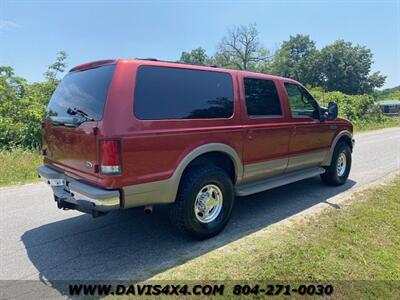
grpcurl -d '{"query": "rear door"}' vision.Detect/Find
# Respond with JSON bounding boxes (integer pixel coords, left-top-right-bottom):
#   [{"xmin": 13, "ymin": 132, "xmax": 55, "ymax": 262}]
[
  {"xmin": 283, "ymin": 82, "xmax": 334, "ymax": 172},
  {"xmin": 241, "ymin": 76, "xmax": 291, "ymax": 183},
  {"xmin": 42, "ymin": 64, "xmax": 116, "ymax": 182}
]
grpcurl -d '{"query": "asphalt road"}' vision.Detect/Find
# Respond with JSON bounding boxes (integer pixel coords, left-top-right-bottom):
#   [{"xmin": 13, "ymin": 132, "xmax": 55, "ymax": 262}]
[{"xmin": 1, "ymin": 128, "xmax": 399, "ymax": 289}]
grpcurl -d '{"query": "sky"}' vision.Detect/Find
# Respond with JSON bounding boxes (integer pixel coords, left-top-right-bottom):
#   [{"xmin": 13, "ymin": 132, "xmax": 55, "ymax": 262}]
[{"xmin": 1, "ymin": 0, "xmax": 399, "ymax": 88}]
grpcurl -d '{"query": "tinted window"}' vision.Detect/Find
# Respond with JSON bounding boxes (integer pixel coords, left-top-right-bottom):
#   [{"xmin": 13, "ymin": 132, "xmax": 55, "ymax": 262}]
[
  {"xmin": 244, "ymin": 78, "xmax": 282, "ymax": 116},
  {"xmin": 284, "ymin": 83, "xmax": 320, "ymax": 119},
  {"xmin": 47, "ymin": 64, "xmax": 115, "ymax": 120},
  {"xmin": 134, "ymin": 66, "xmax": 234, "ymax": 120}
]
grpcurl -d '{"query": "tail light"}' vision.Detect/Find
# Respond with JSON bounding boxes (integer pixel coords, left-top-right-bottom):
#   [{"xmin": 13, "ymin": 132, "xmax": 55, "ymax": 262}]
[{"xmin": 100, "ymin": 139, "xmax": 121, "ymax": 174}]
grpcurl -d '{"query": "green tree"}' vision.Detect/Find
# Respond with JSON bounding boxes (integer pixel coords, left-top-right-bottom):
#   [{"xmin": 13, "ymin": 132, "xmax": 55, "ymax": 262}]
[
  {"xmin": 271, "ymin": 34, "xmax": 320, "ymax": 86},
  {"xmin": 0, "ymin": 51, "xmax": 68, "ymax": 149},
  {"xmin": 0, "ymin": 68, "xmax": 48, "ymax": 149},
  {"xmin": 214, "ymin": 23, "xmax": 270, "ymax": 70},
  {"xmin": 0, "ymin": 66, "xmax": 27, "ymax": 102},
  {"xmin": 318, "ymin": 40, "xmax": 386, "ymax": 94},
  {"xmin": 43, "ymin": 50, "xmax": 68, "ymax": 83},
  {"xmin": 179, "ymin": 47, "xmax": 210, "ymax": 66},
  {"xmin": 374, "ymin": 86, "xmax": 400, "ymax": 100}
]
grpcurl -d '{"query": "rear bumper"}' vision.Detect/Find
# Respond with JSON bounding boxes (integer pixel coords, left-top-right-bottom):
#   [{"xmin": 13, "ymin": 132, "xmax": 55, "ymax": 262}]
[{"xmin": 37, "ymin": 165, "xmax": 120, "ymax": 214}]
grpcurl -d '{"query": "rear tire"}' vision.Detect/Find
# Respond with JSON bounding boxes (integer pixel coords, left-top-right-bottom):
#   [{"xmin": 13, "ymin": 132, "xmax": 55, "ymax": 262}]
[
  {"xmin": 321, "ymin": 142, "xmax": 352, "ymax": 186},
  {"xmin": 169, "ymin": 165, "xmax": 234, "ymax": 240}
]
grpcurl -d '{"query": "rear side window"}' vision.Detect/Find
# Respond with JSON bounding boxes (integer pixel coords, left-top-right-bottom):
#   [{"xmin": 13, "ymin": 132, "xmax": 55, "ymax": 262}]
[
  {"xmin": 244, "ymin": 78, "xmax": 282, "ymax": 116},
  {"xmin": 134, "ymin": 66, "xmax": 234, "ymax": 120},
  {"xmin": 47, "ymin": 64, "xmax": 115, "ymax": 120}
]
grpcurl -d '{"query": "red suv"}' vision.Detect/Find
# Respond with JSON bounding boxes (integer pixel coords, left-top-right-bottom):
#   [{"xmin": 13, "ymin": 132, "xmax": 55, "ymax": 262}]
[{"xmin": 38, "ymin": 59, "xmax": 354, "ymax": 239}]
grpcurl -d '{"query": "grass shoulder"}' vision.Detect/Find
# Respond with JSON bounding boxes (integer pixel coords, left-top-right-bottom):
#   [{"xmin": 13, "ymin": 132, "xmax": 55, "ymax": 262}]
[
  {"xmin": 0, "ymin": 149, "xmax": 42, "ymax": 187},
  {"xmin": 151, "ymin": 175, "xmax": 400, "ymax": 297},
  {"xmin": 353, "ymin": 116, "xmax": 400, "ymax": 132}
]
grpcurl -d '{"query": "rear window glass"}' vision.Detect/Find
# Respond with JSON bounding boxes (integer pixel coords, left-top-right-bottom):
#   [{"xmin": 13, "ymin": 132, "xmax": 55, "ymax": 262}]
[
  {"xmin": 47, "ymin": 64, "xmax": 115, "ymax": 120},
  {"xmin": 134, "ymin": 66, "xmax": 234, "ymax": 120}
]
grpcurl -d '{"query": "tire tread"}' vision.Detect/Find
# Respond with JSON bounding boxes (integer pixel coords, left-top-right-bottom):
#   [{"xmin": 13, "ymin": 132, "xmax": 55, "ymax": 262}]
[
  {"xmin": 321, "ymin": 141, "xmax": 351, "ymax": 186},
  {"xmin": 169, "ymin": 165, "xmax": 233, "ymax": 239}
]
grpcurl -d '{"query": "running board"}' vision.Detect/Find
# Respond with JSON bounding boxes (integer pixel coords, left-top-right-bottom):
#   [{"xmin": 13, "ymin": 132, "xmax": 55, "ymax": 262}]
[{"xmin": 235, "ymin": 167, "xmax": 326, "ymax": 196}]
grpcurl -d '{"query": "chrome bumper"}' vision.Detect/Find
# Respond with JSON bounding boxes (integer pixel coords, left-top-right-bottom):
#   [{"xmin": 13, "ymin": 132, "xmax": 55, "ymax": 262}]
[{"xmin": 37, "ymin": 165, "xmax": 120, "ymax": 214}]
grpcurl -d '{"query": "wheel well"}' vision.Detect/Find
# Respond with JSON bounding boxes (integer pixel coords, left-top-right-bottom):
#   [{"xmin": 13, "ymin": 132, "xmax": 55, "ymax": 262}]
[
  {"xmin": 182, "ymin": 151, "xmax": 236, "ymax": 183},
  {"xmin": 337, "ymin": 135, "xmax": 353, "ymax": 151}
]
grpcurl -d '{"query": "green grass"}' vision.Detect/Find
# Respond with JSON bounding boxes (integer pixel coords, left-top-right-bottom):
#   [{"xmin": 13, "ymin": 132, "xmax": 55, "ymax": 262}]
[
  {"xmin": 151, "ymin": 176, "xmax": 400, "ymax": 298},
  {"xmin": 353, "ymin": 116, "xmax": 400, "ymax": 132},
  {"xmin": 0, "ymin": 149, "xmax": 42, "ymax": 187}
]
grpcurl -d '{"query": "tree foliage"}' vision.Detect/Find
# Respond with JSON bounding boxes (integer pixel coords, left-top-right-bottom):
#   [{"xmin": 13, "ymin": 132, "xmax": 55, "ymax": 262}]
[
  {"xmin": 0, "ymin": 51, "xmax": 67, "ymax": 149},
  {"xmin": 374, "ymin": 86, "xmax": 400, "ymax": 100},
  {"xmin": 318, "ymin": 40, "xmax": 386, "ymax": 94},
  {"xmin": 271, "ymin": 34, "xmax": 319, "ymax": 86},
  {"xmin": 179, "ymin": 47, "xmax": 210, "ymax": 66},
  {"xmin": 179, "ymin": 26, "xmax": 386, "ymax": 94},
  {"xmin": 0, "ymin": 67, "xmax": 27, "ymax": 101},
  {"xmin": 214, "ymin": 24, "xmax": 270, "ymax": 71},
  {"xmin": 43, "ymin": 50, "xmax": 68, "ymax": 82}
]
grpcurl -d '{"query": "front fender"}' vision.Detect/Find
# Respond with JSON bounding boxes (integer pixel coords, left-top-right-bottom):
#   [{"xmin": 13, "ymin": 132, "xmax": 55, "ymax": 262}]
[{"xmin": 321, "ymin": 130, "xmax": 353, "ymax": 166}]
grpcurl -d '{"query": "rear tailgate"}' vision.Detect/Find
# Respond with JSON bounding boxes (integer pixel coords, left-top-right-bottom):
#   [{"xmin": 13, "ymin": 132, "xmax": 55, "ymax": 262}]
[
  {"xmin": 42, "ymin": 63, "xmax": 116, "ymax": 183},
  {"xmin": 43, "ymin": 121, "xmax": 99, "ymax": 181}
]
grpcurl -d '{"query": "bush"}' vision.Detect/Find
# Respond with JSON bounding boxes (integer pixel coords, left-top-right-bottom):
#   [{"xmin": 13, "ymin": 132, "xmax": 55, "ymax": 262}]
[
  {"xmin": 0, "ymin": 52, "xmax": 66, "ymax": 150},
  {"xmin": 0, "ymin": 67, "xmax": 56, "ymax": 149},
  {"xmin": 309, "ymin": 87, "xmax": 385, "ymax": 125}
]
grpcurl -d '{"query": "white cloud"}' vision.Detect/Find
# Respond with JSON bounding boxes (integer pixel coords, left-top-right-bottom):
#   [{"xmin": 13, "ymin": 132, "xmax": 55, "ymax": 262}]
[{"xmin": 0, "ymin": 19, "xmax": 19, "ymax": 31}]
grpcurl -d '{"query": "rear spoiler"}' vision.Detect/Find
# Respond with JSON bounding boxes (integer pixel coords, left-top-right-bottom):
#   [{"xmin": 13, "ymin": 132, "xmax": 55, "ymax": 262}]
[{"xmin": 69, "ymin": 60, "xmax": 116, "ymax": 72}]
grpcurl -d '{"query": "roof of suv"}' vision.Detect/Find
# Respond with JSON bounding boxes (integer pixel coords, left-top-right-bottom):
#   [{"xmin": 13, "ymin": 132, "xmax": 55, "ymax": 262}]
[{"xmin": 69, "ymin": 58, "xmax": 292, "ymax": 82}]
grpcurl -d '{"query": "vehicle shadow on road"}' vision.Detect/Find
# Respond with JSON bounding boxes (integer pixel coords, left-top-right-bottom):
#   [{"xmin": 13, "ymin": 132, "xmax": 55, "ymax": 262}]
[{"xmin": 21, "ymin": 176, "xmax": 355, "ymax": 296}]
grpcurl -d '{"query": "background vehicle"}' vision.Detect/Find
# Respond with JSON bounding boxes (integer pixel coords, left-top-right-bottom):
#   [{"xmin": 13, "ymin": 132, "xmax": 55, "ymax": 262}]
[{"xmin": 38, "ymin": 59, "xmax": 354, "ymax": 239}]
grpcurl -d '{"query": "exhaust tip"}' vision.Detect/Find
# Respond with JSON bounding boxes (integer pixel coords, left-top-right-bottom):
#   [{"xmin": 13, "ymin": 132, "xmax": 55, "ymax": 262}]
[{"xmin": 144, "ymin": 205, "xmax": 153, "ymax": 215}]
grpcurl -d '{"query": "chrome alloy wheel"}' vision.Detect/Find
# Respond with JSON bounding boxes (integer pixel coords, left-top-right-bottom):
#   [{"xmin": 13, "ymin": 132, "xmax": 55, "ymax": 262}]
[
  {"xmin": 336, "ymin": 152, "xmax": 347, "ymax": 176},
  {"xmin": 194, "ymin": 184, "xmax": 223, "ymax": 223}
]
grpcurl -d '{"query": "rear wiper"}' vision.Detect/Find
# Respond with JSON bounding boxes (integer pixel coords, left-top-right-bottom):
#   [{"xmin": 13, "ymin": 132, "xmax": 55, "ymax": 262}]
[
  {"xmin": 66, "ymin": 107, "xmax": 95, "ymax": 121},
  {"xmin": 49, "ymin": 116, "xmax": 81, "ymax": 127}
]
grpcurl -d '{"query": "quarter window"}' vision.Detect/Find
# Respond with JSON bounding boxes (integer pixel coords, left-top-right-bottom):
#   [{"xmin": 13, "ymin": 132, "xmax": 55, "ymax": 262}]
[
  {"xmin": 284, "ymin": 83, "xmax": 320, "ymax": 119},
  {"xmin": 134, "ymin": 66, "xmax": 234, "ymax": 120},
  {"xmin": 244, "ymin": 78, "xmax": 282, "ymax": 116}
]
